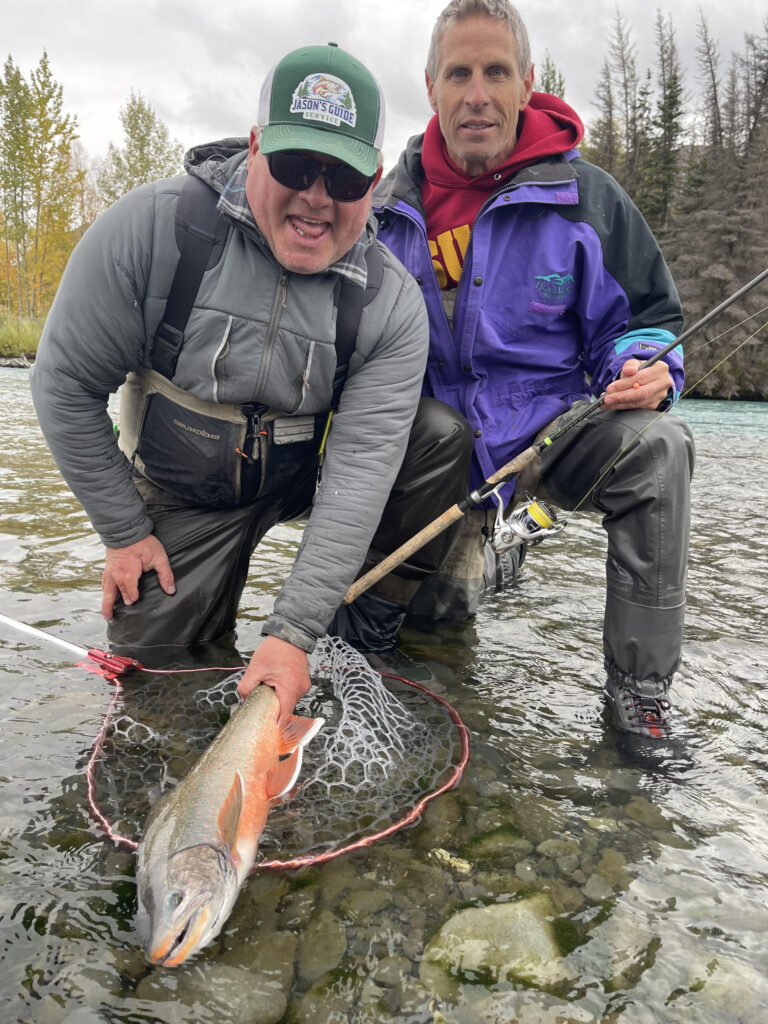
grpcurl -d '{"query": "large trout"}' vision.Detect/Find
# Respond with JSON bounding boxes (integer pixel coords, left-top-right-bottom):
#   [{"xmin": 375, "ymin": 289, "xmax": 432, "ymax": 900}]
[{"xmin": 136, "ymin": 684, "xmax": 323, "ymax": 967}]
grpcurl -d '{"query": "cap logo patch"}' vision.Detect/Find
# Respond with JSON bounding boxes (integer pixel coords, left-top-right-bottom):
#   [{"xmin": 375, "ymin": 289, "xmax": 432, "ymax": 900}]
[{"xmin": 290, "ymin": 73, "xmax": 357, "ymax": 128}]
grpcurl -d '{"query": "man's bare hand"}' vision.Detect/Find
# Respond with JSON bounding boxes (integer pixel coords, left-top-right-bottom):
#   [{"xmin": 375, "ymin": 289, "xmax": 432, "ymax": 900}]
[
  {"xmin": 603, "ymin": 357, "xmax": 673, "ymax": 411},
  {"xmin": 101, "ymin": 535, "xmax": 175, "ymax": 620},
  {"xmin": 237, "ymin": 635, "xmax": 311, "ymax": 721}
]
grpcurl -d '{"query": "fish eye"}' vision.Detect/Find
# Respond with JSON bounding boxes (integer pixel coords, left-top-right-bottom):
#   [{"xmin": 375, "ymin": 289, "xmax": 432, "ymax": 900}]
[{"xmin": 166, "ymin": 891, "xmax": 184, "ymax": 911}]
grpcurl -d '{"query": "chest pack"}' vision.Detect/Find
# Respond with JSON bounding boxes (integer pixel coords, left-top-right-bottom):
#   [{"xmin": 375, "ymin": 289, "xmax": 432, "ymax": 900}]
[{"xmin": 123, "ymin": 175, "xmax": 384, "ymax": 508}]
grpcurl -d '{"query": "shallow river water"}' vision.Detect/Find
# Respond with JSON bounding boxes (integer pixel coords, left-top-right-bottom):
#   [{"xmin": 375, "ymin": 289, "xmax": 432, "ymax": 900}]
[{"xmin": 2, "ymin": 366, "xmax": 768, "ymax": 1024}]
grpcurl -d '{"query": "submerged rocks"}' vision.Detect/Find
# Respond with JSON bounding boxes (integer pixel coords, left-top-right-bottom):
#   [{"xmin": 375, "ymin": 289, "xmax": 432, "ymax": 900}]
[
  {"xmin": 296, "ymin": 908, "xmax": 347, "ymax": 984},
  {"xmin": 419, "ymin": 893, "xmax": 572, "ymax": 998},
  {"xmin": 135, "ymin": 962, "xmax": 288, "ymax": 1024}
]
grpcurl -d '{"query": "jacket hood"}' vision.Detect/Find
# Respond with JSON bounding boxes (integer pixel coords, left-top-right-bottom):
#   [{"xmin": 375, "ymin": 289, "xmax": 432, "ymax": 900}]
[
  {"xmin": 183, "ymin": 137, "xmax": 379, "ymax": 264},
  {"xmin": 184, "ymin": 138, "xmax": 250, "ymax": 195},
  {"xmin": 374, "ymin": 134, "xmax": 426, "ymax": 213}
]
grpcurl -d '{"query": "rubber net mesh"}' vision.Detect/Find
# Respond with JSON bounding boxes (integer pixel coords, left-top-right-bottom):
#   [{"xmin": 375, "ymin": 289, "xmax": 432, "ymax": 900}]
[{"xmin": 91, "ymin": 637, "xmax": 461, "ymax": 861}]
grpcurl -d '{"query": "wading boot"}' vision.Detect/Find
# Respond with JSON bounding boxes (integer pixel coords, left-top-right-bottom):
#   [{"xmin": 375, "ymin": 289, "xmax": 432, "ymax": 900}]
[{"xmin": 604, "ymin": 674, "xmax": 672, "ymax": 739}]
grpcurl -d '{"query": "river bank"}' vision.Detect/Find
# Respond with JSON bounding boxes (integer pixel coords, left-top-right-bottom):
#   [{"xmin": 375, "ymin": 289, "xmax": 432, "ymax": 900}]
[
  {"xmin": 0, "ymin": 314, "xmax": 42, "ymax": 361},
  {"xmin": 0, "ymin": 354, "xmax": 34, "ymax": 368}
]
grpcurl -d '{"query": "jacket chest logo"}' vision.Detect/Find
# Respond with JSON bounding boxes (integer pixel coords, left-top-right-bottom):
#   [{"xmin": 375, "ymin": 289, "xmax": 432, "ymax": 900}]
[{"xmin": 534, "ymin": 273, "xmax": 575, "ymax": 306}]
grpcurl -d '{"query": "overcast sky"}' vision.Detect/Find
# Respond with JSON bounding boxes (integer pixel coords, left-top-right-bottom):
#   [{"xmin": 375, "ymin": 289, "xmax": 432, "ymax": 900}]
[{"xmin": 3, "ymin": 0, "xmax": 766, "ymax": 170}]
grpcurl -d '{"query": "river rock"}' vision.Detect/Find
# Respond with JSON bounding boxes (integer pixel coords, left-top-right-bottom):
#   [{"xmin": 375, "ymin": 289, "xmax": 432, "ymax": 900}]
[
  {"xmin": 419, "ymin": 894, "xmax": 570, "ymax": 994},
  {"xmin": 220, "ymin": 928, "xmax": 297, "ymax": 988},
  {"xmin": 135, "ymin": 962, "xmax": 287, "ymax": 1023},
  {"xmin": 543, "ymin": 878, "xmax": 586, "ymax": 914},
  {"xmin": 468, "ymin": 827, "xmax": 534, "ymax": 863},
  {"xmin": 473, "ymin": 987, "xmax": 598, "ymax": 1023},
  {"xmin": 428, "ymin": 847, "xmax": 473, "ymax": 877},
  {"xmin": 679, "ymin": 954, "xmax": 768, "ymax": 1020},
  {"xmin": 581, "ymin": 872, "xmax": 614, "ymax": 902},
  {"xmin": 414, "ymin": 792, "xmax": 464, "ymax": 848},
  {"xmin": 291, "ymin": 973, "xmax": 362, "ymax": 1024},
  {"xmin": 595, "ymin": 847, "xmax": 632, "ymax": 889},
  {"xmin": 512, "ymin": 794, "xmax": 566, "ymax": 844},
  {"xmin": 625, "ymin": 795, "xmax": 670, "ymax": 830},
  {"xmin": 536, "ymin": 838, "xmax": 581, "ymax": 859},
  {"xmin": 371, "ymin": 953, "xmax": 412, "ymax": 987},
  {"xmin": 59, "ymin": 1010, "xmax": 109, "ymax": 1024},
  {"xmin": 339, "ymin": 886, "xmax": 392, "ymax": 919},
  {"xmin": 296, "ymin": 908, "xmax": 347, "ymax": 984},
  {"xmin": 316, "ymin": 856, "xmax": 362, "ymax": 906},
  {"xmin": 276, "ymin": 885, "xmax": 318, "ymax": 930}
]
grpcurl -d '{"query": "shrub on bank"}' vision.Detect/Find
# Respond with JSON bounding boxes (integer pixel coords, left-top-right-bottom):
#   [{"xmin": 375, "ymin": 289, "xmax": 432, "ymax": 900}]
[{"xmin": 0, "ymin": 316, "xmax": 43, "ymax": 359}]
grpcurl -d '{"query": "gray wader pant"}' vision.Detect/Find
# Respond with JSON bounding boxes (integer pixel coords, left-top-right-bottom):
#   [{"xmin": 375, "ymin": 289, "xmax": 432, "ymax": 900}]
[
  {"xmin": 108, "ymin": 397, "xmax": 473, "ymax": 657},
  {"xmin": 411, "ymin": 404, "xmax": 695, "ymax": 687}
]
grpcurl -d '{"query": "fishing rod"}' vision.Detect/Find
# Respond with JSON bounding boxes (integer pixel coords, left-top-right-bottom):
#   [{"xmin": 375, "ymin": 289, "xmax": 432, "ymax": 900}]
[
  {"xmin": 0, "ymin": 611, "xmax": 89, "ymax": 658},
  {"xmin": 344, "ymin": 265, "xmax": 768, "ymax": 604},
  {"xmin": 0, "ymin": 610, "xmax": 143, "ymax": 679}
]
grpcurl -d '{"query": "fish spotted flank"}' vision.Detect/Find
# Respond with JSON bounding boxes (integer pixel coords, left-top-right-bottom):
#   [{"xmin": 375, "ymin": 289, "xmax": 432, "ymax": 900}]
[{"xmin": 136, "ymin": 684, "xmax": 323, "ymax": 967}]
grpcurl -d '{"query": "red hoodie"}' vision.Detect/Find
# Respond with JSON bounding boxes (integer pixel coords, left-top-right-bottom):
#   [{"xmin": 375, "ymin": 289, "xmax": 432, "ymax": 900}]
[{"xmin": 422, "ymin": 92, "xmax": 584, "ymax": 288}]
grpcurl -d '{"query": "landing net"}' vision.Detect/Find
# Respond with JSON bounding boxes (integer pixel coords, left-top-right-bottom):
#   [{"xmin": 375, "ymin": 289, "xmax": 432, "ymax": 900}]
[{"xmin": 87, "ymin": 637, "xmax": 469, "ymax": 868}]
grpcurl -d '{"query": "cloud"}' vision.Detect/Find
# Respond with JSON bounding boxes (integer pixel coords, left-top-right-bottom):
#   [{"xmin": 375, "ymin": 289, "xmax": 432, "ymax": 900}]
[{"xmin": 4, "ymin": 0, "xmax": 766, "ymax": 165}]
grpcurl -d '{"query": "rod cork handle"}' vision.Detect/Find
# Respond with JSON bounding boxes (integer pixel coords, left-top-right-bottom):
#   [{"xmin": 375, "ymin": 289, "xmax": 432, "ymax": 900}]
[
  {"xmin": 343, "ymin": 445, "xmax": 540, "ymax": 605},
  {"xmin": 343, "ymin": 504, "xmax": 466, "ymax": 604}
]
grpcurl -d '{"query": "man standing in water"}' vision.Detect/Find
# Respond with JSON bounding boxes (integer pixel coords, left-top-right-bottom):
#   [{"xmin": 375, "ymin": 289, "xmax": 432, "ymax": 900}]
[
  {"xmin": 30, "ymin": 41, "xmax": 472, "ymax": 717},
  {"xmin": 373, "ymin": 0, "xmax": 695, "ymax": 739}
]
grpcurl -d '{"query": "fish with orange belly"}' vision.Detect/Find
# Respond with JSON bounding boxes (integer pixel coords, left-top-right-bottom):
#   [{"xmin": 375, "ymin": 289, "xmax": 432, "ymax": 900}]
[{"xmin": 136, "ymin": 684, "xmax": 323, "ymax": 967}]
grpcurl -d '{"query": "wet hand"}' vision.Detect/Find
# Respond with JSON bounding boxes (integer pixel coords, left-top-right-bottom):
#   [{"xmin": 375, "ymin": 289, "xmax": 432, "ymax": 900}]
[
  {"xmin": 603, "ymin": 358, "xmax": 673, "ymax": 411},
  {"xmin": 101, "ymin": 535, "xmax": 176, "ymax": 620},
  {"xmin": 238, "ymin": 636, "xmax": 311, "ymax": 721}
]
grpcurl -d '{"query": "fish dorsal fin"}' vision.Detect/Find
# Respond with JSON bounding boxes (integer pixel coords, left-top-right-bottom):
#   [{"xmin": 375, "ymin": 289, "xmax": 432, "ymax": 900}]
[
  {"xmin": 276, "ymin": 714, "xmax": 325, "ymax": 756},
  {"xmin": 216, "ymin": 769, "xmax": 244, "ymax": 848}
]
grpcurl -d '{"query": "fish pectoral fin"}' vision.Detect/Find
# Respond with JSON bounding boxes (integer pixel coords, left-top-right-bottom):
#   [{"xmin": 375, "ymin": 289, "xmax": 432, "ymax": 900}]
[
  {"xmin": 265, "ymin": 748, "xmax": 304, "ymax": 801},
  {"xmin": 276, "ymin": 714, "xmax": 325, "ymax": 757},
  {"xmin": 217, "ymin": 769, "xmax": 245, "ymax": 848}
]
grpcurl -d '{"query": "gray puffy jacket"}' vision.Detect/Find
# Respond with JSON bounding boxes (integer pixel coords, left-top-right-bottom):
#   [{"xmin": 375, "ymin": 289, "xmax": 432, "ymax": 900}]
[{"xmin": 30, "ymin": 139, "xmax": 429, "ymax": 650}]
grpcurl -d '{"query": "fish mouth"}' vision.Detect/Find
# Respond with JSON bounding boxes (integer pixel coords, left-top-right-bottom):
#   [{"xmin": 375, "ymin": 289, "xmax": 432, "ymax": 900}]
[{"xmin": 147, "ymin": 891, "xmax": 212, "ymax": 968}]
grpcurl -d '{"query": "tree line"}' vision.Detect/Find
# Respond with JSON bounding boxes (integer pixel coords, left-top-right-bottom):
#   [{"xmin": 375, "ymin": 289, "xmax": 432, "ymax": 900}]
[
  {"xmin": 580, "ymin": 10, "xmax": 768, "ymax": 399},
  {"xmin": 2, "ymin": 10, "xmax": 768, "ymax": 397},
  {"xmin": 0, "ymin": 53, "xmax": 182, "ymax": 321}
]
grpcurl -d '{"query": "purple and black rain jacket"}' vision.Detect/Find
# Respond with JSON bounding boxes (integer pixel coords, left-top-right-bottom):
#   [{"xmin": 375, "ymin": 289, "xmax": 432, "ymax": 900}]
[{"xmin": 373, "ymin": 136, "xmax": 685, "ymax": 503}]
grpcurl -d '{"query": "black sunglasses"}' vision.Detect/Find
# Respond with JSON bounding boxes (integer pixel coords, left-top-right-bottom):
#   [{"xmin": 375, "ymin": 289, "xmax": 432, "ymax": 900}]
[{"xmin": 266, "ymin": 151, "xmax": 376, "ymax": 202}]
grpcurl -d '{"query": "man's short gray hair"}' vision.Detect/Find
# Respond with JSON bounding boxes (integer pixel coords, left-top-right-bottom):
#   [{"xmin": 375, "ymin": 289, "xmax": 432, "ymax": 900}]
[{"xmin": 426, "ymin": 0, "xmax": 531, "ymax": 80}]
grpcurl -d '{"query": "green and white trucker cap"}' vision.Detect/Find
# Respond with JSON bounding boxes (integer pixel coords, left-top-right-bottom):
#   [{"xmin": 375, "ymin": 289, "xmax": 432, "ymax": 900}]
[{"xmin": 257, "ymin": 42, "xmax": 385, "ymax": 177}]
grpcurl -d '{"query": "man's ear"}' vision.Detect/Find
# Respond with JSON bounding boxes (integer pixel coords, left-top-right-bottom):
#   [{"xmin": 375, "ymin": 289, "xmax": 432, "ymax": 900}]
[
  {"xmin": 425, "ymin": 69, "xmax": 439, "ymax": 115},
  {"xmin": 247, "ymin": 129, "xmax": 264, "ymax": 168},
  {"xmin": 373, "ymin": 165, "xmax": 383, "ymax": 187},
  {"xmin": 521, "ymin": 63, "xmax": 534, "ymax": 110}
]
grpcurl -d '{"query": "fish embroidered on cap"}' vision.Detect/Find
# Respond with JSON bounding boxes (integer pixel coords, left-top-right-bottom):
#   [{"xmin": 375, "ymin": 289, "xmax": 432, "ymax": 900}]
[{"xmin": 291, "ymin": 73, "xmax": 358, "ymax": 127}]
